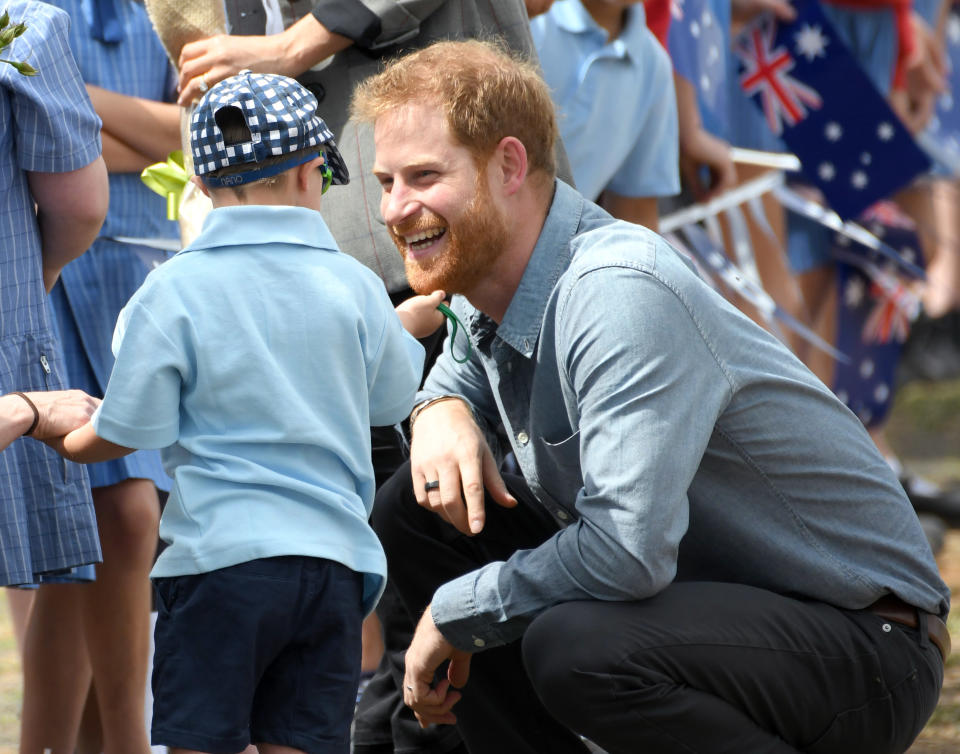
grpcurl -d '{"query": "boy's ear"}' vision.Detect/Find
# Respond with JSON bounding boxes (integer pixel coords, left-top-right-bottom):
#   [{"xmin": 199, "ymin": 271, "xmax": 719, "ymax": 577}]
[
  {"xmin": 295, "ymin": 155, "xmax": 324, "ymax": 192},
  {"xmin": 190, "ymin": 174, "xmax": 211, "ymax": 198}
]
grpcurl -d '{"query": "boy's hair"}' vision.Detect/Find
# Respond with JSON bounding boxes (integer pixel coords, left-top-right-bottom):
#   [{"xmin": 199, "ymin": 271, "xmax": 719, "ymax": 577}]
[
  {"xmin": 351, "ymin": 39, "xmax": 558, "ymax": 186},
  {"xmin": 191, "ymin": 70, "xmax": 349, "ymax": 192}
]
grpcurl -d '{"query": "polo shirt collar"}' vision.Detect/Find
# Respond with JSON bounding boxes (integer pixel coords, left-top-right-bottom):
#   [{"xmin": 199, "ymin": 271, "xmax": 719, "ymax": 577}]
[
  {"xmin": 550, "ymin": 0, "xmax": 648, "ymax": 62},
  {"xmin": 185, "ymin": 205, "xmax": 340, "ymax": 254}
]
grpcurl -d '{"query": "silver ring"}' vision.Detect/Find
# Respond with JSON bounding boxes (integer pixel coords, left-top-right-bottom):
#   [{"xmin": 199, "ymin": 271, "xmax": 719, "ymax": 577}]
[
  {"xmin": 405, "ymin": 684, "xmax": 414, "ymax": 691},
  {"xmin": 424, "ymin": 480, "xmax": 440, "ymax": 492},
  {"xmin": 198, "ymin": 73, "xmax": 210, "ymax": 93}
]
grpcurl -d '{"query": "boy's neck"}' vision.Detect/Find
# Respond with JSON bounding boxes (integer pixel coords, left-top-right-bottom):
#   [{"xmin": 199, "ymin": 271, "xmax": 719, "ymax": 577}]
[{"xmin": 581, "ymin": 0, "xmax": 628, "ymax": 41}]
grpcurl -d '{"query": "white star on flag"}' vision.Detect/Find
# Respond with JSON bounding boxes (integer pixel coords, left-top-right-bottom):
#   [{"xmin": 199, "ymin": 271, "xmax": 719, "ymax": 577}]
[
  {"xmin": 794, "ymin": 24, "xmax": 829, "ymax": 61},
  {"xmin": 851, "ymin": 170, "xmax": 868, "ymax": 189},
  {"xmin": 825, "ymin": 121, "xmax": 842, "ymax": 141},
  {"xmin": 877, "ymin": 122, "xmax": 895, "ymax": 141},
  {"xmin": 844, "ymin": 276, "xmax": 865, "ymax": 307},
  {"xmin": 818, "ymin": 162, "xmax": 835, "ymax": 181}
]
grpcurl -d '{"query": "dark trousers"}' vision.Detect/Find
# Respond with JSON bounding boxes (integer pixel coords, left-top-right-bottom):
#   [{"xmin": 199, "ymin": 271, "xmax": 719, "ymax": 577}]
[{"xmin": 368, "ymin": 461, "xmax": 944, "ymax": 754}]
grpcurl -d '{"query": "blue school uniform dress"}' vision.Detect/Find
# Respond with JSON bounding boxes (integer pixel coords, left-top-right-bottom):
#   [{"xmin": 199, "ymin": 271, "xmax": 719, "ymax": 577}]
[
  {"xmin": 0, "ymin": 1, "xmax": 103, "ymax": 585},
  {"xmin": 531, "ymin": 0, "xmax": 680, "ymax": 202},
  {"xmin": 92, "ymin": 205, "xmax": 425, "ymax": 614},
  {"xmin": 48, "ymin": 0, "xmax": 177, "ymax": 491}
]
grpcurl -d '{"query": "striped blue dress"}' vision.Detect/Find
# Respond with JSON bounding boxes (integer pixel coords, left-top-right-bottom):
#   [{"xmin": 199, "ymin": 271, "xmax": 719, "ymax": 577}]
[
  {"xmin": 0, "ymin": 1, "xmax": 103, "ymax": 585},
  {"xmin": 48, "ymin": 0, "xmax": 178, "ymax": 491}
]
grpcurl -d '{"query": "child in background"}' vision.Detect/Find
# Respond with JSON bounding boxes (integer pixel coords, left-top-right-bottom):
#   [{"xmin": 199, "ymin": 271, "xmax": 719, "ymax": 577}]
[
  {"xmin": 530, "ymin": 0, "xmax": 681, "ymax": 230},
  {"xmin": 48, "ymin": 71, "xmax": 438, "ymax": 754}
]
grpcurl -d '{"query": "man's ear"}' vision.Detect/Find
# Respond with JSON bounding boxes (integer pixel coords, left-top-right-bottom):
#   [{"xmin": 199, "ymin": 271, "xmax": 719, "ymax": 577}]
[
  {"xmin": 190, "ymin": 174, "xmax": 211, "ymax": 198},
  {"xmin": 493, "ymin": 136, "xmax": 528, "ymax": 196}
]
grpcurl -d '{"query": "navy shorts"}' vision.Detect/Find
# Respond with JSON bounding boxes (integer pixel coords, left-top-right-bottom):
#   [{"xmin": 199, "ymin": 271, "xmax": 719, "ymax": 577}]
[{"xmin": 151, "ymin": 556, "xmax": 363, "ymax": 753}]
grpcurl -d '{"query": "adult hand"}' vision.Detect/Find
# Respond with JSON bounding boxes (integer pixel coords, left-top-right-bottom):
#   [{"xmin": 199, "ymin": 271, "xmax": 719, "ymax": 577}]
[
  {"xmin": 28, "ymin": 390, "xmax": 101, "ymax": 440},
  {"xmin": 403, "ymin": 604, "xmax": 473, "ymax": 727},
  {"xmin": 410, "ymin": 398, "xmax": 517, "ymax": 535},
  {"xmin": 679, "ymin": 129, "xmax": 738, "ymax": 203},
  {"xmin": 178, "ymin": 33, "xmax": 285, "ymax": 105},
  {"xmin": 1, "ymin": 390, "xmax": 100, "ymax": 448}
]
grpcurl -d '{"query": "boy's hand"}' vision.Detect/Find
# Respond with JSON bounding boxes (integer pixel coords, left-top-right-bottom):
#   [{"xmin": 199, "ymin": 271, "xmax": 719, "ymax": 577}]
[{"xmin": 396, "ymin": 290, "xmax": 447, "ymax": 339}]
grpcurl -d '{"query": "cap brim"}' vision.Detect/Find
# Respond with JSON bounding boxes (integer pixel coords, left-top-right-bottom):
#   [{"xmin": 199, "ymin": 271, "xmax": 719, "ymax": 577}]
[{"xmin": 320, "ymin": 137, "xmax": 349, "ymax": 186}]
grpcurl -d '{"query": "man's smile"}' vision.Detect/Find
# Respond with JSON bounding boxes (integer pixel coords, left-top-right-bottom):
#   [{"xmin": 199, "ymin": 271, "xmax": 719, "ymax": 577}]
[{"xmin": 399, "ymin": 226, "xmax": 448, "ymax": 259}]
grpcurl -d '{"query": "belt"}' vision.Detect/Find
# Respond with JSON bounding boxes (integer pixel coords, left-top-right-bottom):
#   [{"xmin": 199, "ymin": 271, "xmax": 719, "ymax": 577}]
[{"xmin": 867, "ymin": 594, "xmax": 951, "ymax": 661}]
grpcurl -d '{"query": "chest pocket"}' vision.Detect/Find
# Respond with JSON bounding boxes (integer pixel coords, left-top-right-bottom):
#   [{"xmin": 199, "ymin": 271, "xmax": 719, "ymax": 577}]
[{"xmin": 532, "ymin": 430, "xmax": 583, "ymax": 510}]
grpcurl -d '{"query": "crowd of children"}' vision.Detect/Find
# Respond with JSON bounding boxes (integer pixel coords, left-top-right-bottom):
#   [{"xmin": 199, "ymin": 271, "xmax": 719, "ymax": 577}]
[{"xmin": 1, "ymin": 0, "xmax": 959, "ymax": 751}]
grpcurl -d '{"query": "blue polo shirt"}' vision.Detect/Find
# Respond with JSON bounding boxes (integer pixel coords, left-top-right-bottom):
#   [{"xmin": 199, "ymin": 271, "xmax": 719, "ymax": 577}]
[
  {"xmin": 531, "ymin": 0, "xmax": 680, "ymax": 202},
  {"xmin": 92, "ymin": 205, "xmax": 425, "ymax": 614}
]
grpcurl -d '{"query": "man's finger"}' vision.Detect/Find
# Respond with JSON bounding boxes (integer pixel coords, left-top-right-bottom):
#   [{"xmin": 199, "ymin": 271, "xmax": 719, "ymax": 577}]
[{"xmin": 482, "ymin": 448, "xmax": 517, "ymax": 511}]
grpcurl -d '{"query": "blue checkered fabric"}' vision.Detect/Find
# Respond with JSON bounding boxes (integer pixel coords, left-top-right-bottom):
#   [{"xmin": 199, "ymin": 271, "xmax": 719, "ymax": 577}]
[{"xmin": 191, "ymin": 70, "xmax": 349, "ymax": 186}]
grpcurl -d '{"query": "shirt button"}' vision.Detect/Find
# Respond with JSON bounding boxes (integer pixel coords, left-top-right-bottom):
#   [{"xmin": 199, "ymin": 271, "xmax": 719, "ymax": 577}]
[
  {"xmin": 516, "ymin": 431, "xmax": 529, "ymax": 446},
  {"xmin": 557, "ymin": 510, "xmax": 569, "ymax": 521},
  {"xmin": 473, "ymin": 637, "xmax": 486, "ymax": 648},
  {"xmin": 882, "ymin": 623, "xmax": 892, "ymax": 633}
]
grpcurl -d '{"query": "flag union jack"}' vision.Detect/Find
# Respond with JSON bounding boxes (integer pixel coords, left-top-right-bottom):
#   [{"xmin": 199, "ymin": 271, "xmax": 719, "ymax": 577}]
[
  {"xmin": 863, "ymin": 277, "xmax": 915, "ymax": 344},
  {"xmin": 736, "ymin": 22, "xmax": 823, "ymax": 136}
]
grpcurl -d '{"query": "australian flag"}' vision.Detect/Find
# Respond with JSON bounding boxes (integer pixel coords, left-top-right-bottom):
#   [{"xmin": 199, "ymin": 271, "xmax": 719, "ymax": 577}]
[
  {"xmin": 832, "ymin": 201, "xmax": 922, "ymax": 426},
  {"xmin": 669, "ymin": 0, "xmax": 730, "ymax": 138},
  {"xmin": 734, "ymin": 0, "xmax": 930, "ymax": 219}
]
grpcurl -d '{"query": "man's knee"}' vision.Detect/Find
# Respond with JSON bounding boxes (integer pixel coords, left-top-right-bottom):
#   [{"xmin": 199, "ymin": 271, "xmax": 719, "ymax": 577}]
[{"xmin": 522, "ymin": 603, "xmax": 610, "ymax": 724}]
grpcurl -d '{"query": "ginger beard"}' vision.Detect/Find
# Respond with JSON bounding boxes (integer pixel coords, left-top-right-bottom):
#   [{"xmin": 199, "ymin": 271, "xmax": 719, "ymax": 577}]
[{"xmin": 390, "ymin": 167, "xmax": 509, "ymax": 295}]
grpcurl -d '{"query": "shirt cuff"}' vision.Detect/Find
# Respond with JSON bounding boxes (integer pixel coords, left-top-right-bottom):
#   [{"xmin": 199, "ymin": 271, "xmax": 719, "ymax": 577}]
[
  {"xmin": 312, "ymin": 0, "xmax": 381, "ymax": 47},
  {"xmin": 431, "ymin": 566, "xmax": 522, "ymax": 652}
]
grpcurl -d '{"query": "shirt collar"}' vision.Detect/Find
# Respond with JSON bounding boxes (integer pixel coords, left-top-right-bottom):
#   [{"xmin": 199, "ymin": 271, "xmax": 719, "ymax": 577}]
[
  {"xmin": 550, "ymin": 0, "xmax": 648, "ymax": 61},
  {"xmin": 184, "ymin": 205, "xmax": 340, "ymax": 255},
  {"xmin": 493, "ymin": 180, "xmax": 584, "ymax": 358}
]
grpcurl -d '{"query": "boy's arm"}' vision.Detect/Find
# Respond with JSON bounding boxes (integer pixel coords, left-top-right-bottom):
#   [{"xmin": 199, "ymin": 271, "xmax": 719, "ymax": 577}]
[{"xmin": 46, "ymin": 422, "xmax": 135, "ymax": 465}]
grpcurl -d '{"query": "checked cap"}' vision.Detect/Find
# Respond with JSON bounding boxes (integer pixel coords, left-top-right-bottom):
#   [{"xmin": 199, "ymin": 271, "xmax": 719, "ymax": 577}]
[{"xmin": 191, "ymin": 70, "xmax": 349, "ymax": 187}]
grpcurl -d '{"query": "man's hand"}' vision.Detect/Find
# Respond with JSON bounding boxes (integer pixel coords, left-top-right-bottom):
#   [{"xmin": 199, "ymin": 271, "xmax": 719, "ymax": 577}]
[
  {"xmin": 410, "ymin": 398, "xmax": 517, "ymax": 535},
  {"xmin": 403, "ymin": 604, "xmax": 473, "ymax": 727},
  {"xmin": 178, "ymin": 33, "xmax": 285, "ymax": 105}
]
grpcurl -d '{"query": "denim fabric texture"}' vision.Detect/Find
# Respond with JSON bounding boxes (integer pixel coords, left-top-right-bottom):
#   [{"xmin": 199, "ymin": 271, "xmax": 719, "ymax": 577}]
[{"xmin": 423, "ymin": 180, "xmax": 949, "ymax": 651}]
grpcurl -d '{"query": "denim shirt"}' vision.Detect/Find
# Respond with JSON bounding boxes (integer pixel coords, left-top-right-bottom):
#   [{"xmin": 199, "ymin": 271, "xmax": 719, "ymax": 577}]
[{"xmin": 425, "ymin": 181, "xmax": 949, "ymax": 652}]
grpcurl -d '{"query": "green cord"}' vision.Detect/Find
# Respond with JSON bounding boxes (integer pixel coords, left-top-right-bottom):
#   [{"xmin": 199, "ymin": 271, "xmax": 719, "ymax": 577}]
[{"xmin": 436, "ymin": 302, "xmax": 473, "ymax": 364}]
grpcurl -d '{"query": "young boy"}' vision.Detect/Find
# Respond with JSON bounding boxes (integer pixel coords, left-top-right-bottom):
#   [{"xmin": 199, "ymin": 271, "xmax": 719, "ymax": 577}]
[{"xmin": 48, "ymin": 70, "xmax": 439, "ymax": 754}]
